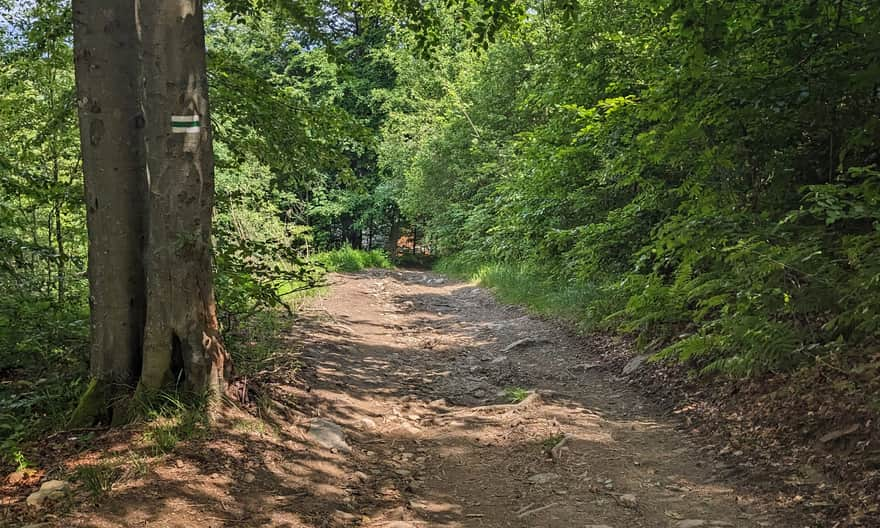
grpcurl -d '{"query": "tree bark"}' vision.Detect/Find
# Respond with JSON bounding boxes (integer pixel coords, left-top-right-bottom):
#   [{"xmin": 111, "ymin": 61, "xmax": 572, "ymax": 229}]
[
  {"xmin": 385, "ymin": 215, "xmax": 401, "ymax": 255},
  {"xmin": 71, "ymin": 0, "xmax": 230, "ymax": 422},
  {"xmin": 137, "ymin": 0, "xmax": 230, "ymax": 397},
  {"xmin": 71, "ymin": 0, "xmax": 146, "ymax": 421}
]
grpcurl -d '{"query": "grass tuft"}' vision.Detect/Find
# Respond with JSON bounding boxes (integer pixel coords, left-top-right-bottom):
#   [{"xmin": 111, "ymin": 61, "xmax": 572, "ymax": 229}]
[
  {"xmin": 435, "ymin": 256, "xmax": 625, "ymax": 332},
  {"xmin": 76, "ymin": 463, "xmax": 122, "ymax": 499},
  {"xmin": 504, "ymin": 386, "xmax": 530, "ymax": 403},
  {"xmin": 312, "ymin": 248, "xmax": 392, "ymax": 272},
  {"xmin": 133, "ymin": 390, "xmax": 210, "ymax": 456}
]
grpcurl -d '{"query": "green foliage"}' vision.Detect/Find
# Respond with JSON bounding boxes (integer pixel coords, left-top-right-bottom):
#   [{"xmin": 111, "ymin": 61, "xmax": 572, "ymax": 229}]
[
  {"xmin": 313, "ymin": 247, "xmax": 393, "ymax": 272},
  {"xmin": 75, "ymin": 463, "xmax": 122, "ymax": 499},
  {"xmin": 225, "ymin": 308, "xmax": 294, "ymax": 377},
  {"xmin": 383, "ymin": 0, "xmax": 880, "ymax": 375},
  {"xmin": 0, "ymin": 0, "xmax": 93, "ymax": 466},
  {"xmin": 437, "ymin": 256, "xmax": 624, "ymax": 330},
  {"xmin": 503, "ymin": 386, "xmax": 530, "ymax": 403},
  {"xmin": 136, "ymin": 390, "xmax": 210, "ymax": 456},
  {"xmin": 3, "ymin": 0, "xmax": 876, "ymax": 484},
  {"xmin": 541, "ymin": 433, "xmax": 565, "ymax": 451}
]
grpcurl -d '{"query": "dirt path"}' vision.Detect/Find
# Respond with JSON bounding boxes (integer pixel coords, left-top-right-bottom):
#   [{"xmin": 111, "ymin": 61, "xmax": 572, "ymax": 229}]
[{"xmin": 65, "ymin": 269, "xmax": 790, "ymax": 528}]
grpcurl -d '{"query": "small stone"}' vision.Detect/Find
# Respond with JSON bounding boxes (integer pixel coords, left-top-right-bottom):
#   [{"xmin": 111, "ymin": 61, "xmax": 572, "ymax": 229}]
[
  {"xmin": 502, "ymin": 338, "xmax": 548, "ymax": 352},
  {"xmin": 243, "ymin": 473, "xmax": 256, "ymax": 483},
  {"xmin": 25, "ymin": 480, "xmax": 69, "ymax": 508},
  {"xmin": 307, "ymin": 419, "xmax": 351, "ymax": 452},
  {"xmin": 618, "ymin": 494, "xmax": 638, "ymax": 508},
  {"xmin": 40, "ymin": 480, "xmax": 68, "ymax": 493},
  {"xmin": 676, "ymin": 521, "xmax": 707, "ymax": 528},
  {"xmin": 819, "ymin": 424, "xmax": 859, "ymax": 443},
  {"xmin": 571, "ymin": 362, "xmax": 600, "ymax": 372},
  {"xmin": 26, "ymin": 492, "xmax": 47, "ymax": 508},
  {"xmin": 332, "ymin": 510, "xmax": 359, "ymax": 522},
  {"xmin": 175, "ymin": 459, "xmax": 184, "ymax": 468},
  {"xmin": 623, "ymin": 354, "xmax": 650, "ymax": 375},
  {"xmin": 352, "ymin": 471, "xmax": 369, "ymax": 482},
  {"xmin": 527, "ymin": 472, "xmax": 560, "ymax": 484}
]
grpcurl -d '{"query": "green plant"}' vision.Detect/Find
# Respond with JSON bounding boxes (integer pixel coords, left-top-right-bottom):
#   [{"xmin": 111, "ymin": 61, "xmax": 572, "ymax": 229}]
[
  {"xmin": 76, "ymin": 463, "xmax": 122, "ymax": 499},
  {"xmin": 135, "ymin": 390, "xmax": 209, "ymax": 455},
  {"xmin": 312, "ymin": 247, "xmax": 393, "ymax": 272},
  {"xmin": 122, "ymin": 453, "xmax": 150, "ymax": 479},
  {"xmin": 11, "ymin": 450, "xmax": 31, "ymax": 472},
  {"xmin": 541, "ymin": 433, "xmax": 565, "ymax": 451},
  {"xmin": 231, "ymin": 417, "xmax": 275, "ymax": 436},
  {"xmin": 503, "ymin": 387, "xmax": 530, "ymax": 403},
  {"xmin": 145, "ymin": 425, "xmax": 180, "ymax": 455}
]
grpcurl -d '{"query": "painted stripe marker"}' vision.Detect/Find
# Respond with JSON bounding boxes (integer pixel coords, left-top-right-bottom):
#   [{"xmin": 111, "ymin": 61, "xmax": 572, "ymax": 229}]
[{"xmin": 171, "ymin": 115, "xmax": 201, "ymax": 133}]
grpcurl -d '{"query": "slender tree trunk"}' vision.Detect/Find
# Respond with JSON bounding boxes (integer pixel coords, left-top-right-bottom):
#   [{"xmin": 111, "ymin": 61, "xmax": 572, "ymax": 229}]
[
  {"xmin": 71, "ymin": 0, "xmax": 146, "ymax": 424},
  {"xmin": 49, "ymin": 66, "xmax": 65, "ymax": 304},
  {"xmin": 137, "ymin": 0, "xmax": 230, "ymax": 397},
  {"xmin": 52, "ymin": 153, "xmax": 65, "ymax": 304},
  {"xmin": 54, "ymin": 202, "xmax": 64, "ymax": 303},
  {"xmin": 385, "ymin": 215, "xmax": 401, "ymax": 255}
]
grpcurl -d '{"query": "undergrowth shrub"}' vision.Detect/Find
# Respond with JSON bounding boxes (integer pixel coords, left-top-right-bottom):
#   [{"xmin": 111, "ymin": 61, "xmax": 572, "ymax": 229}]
[
  {"xmin": 313, "ymin": 248, "xmax": 392, "ymax": 272},
  {"xmin": 387, "ymin": 0, "xmax": 880, "ymax": 376},
  {"xmin": 0, "ymin": 286, "xmax": 89, "ymax": 468}
]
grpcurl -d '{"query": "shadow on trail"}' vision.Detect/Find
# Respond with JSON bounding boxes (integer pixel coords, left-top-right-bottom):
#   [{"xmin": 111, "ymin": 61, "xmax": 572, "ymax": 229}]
[{"xmin": 67, "ymin": 269, "xmax": 782, "ymax": 528}]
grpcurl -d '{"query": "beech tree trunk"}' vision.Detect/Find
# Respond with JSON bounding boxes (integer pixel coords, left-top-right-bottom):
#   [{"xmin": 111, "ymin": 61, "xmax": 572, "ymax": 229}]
[
  {"xmin": 70, "ymin": 0, "xmax": 230, "ymax": 422},
  {"xmin": 71, "ymin": 0, "xmax": 146, "ymax": 418},
  {"xmin": 137, "ymin": 0, "xmax": 230, "ymax": 396}
]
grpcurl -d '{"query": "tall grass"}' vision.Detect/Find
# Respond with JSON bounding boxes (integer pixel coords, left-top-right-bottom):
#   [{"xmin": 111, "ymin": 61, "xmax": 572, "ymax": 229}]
[
  {"xmin": 312, "ymin": 248, "xmax": 393, "ymax": 272},
  {"xmin": 435, "ymin": 256, "xmax": 626, "ymax": 332}
]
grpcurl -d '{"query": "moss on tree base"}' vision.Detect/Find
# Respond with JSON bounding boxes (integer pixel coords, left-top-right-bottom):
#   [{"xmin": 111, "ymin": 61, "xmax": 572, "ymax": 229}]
[
  {"xmin": 68, "ymin": 378, "xmax": 109, "ymax": 427},
  {"xmin": 68, "ymin": 378, "xmax": 134, "ymax": 427}
]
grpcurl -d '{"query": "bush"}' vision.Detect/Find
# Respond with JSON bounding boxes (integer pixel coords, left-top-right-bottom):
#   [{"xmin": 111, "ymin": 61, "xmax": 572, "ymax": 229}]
[
  {"xmin": 435, "ymin": 256, "xmax": 626, "ymax": 331},
  {"xmin": 312, "ymin": 248, "xmax": 392, "ymax": 272}
]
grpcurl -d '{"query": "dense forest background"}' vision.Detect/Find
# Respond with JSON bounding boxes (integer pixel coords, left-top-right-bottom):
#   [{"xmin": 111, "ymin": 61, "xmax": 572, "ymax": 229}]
[{"xmin": 2, "ymin": 0, "xmax": 879, "ymax": 474}]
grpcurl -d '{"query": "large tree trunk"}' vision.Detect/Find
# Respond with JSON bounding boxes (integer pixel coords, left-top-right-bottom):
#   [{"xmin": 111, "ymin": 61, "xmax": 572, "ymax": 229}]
[
  {"xmin": 70, "ymin": 0, "xmax": 230, "ymax": 423},
  {"xmin": 137, "ymin": 0, "xmax": 230, "ymax": 397},
  {"xmin": 70, "ymin": 0, "xmax": 146, "ymax": 424}
]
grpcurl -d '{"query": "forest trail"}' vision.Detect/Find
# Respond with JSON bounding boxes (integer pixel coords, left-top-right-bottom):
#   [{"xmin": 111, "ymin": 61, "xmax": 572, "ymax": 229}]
[{"xmin": 69, "ymin": 269, "xmax": 788, "ymax": 528}]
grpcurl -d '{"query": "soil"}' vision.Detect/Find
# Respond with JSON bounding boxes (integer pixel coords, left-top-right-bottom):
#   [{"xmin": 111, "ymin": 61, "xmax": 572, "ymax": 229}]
[{"xmin": 3, "ymin": 270, "xmax": 815, "ymax": 527}]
